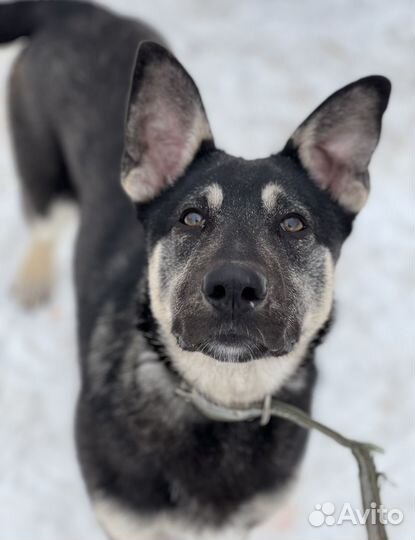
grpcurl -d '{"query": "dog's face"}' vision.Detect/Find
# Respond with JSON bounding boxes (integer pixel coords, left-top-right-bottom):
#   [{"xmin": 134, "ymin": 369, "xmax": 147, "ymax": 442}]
[
  {"xmin": 121, "ymin": 43, "xmax": 390, "ymax": 405},
  {"xmin": 144, "ymin": 155, "xmax": 343, "ymax": 363}
]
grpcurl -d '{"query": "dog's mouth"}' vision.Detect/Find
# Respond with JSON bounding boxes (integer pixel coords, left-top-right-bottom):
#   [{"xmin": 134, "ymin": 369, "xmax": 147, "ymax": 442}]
[{"xmin": 176, "ymin": 331, "xmax": 296, "ymax": 363}]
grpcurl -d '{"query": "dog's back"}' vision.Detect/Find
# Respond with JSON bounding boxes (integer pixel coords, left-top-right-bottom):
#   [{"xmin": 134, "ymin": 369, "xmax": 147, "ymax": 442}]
[{"xmin": 2, "ymin": 1, "xmax": 164, "ymax": 346}]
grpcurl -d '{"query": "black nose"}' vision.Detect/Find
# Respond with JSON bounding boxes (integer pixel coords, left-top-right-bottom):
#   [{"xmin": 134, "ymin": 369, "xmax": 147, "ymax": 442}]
[{"xmin": 202, "ymin": 263, "xmax": 267, "ymax": 315}]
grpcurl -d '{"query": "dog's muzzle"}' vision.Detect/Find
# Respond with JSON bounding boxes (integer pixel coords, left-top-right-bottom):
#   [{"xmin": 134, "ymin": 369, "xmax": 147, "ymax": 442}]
[{"xmin": 202, "ymin": 263, "xmax": 267, "ymax": 316}]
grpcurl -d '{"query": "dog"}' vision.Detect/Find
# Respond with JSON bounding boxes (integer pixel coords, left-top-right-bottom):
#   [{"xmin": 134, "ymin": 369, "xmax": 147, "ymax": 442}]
[{"xmin": 0, "ymin": 1, "xmax": 391, "ymax": 539}]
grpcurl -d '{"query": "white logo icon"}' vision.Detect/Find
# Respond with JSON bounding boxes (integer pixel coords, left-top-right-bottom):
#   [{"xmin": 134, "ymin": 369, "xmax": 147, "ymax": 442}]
[{"xmin": 309, "ymin": 502, "xmax": 336, "ymax": 527}]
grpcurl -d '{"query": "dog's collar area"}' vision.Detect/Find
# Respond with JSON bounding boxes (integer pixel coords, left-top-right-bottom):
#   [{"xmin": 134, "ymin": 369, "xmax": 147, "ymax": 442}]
[
  {"xmin": 176, "ymin": 385, "xmax": 387, "ymax": 540},
  {"xmin": 176, "ymin": 384, "xmax": 273, "ymax": 425}
]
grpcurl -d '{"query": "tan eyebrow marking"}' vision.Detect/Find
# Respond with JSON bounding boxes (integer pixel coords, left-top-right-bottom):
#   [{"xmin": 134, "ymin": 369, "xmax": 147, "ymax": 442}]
[
  {"xmin": 204, "ymin": 183, "xmax": 224, "ymax": 211},
  {"xmin": 261, "ymin": 183, "xmax": 282, "ymax": 212}
]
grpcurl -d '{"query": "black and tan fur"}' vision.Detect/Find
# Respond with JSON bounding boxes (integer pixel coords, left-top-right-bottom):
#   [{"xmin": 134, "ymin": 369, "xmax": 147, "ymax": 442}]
[{"xmin": 0, "ymin": 1, "xmax": 390, "ymax": 539}]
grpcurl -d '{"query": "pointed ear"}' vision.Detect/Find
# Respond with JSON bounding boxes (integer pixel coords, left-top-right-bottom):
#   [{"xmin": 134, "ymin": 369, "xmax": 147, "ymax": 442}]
[
  {"xmin": 121, "ymin": 42, "xmax": 214, "ymax": 203},
  {"xmin": 283, "ymin": 76, "xmax": 391, "ymax": 213}
]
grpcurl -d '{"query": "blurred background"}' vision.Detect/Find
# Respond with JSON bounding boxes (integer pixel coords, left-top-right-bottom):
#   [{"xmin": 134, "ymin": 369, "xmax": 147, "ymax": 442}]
[{"xmin": 0, "ymin": 0, "xmax": 413, "ymax": 539}]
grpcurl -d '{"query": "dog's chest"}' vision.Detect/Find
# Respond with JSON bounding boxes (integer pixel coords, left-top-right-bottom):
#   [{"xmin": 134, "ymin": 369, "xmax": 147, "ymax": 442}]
[
  {"xmin": 125, "ymin": 363, "xmax": 302, "ymax": 515},
  {"xmin": 93, "ymin": 489, "xmax": 284, "ymax": 540},
  {"xmin": 82, "ymin": 334, "xmax": 313, "ymax": 533}
]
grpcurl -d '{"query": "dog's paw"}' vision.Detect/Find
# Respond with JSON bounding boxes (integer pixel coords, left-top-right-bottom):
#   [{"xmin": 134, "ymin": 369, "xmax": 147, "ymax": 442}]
[{"xmin": 11, "ymin": 238, "xmax": 54, "ymax": 309}]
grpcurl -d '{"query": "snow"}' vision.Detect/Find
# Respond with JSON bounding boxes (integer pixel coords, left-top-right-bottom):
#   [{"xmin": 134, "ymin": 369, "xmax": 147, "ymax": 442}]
[{"xmin": 0, "ymin": 0, "xmax": 413, "ymax": 538}]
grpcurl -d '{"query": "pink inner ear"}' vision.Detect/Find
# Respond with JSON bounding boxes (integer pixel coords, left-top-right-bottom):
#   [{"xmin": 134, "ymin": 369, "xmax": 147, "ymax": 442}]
[
  {"xmin": 122, "ymin": 54, "xmax": 214, "ymax": 203},
  {"xmin": 144, "ymin": 106, "xmax": 189, "ymax": 186},
  {"xmin": 309, "ymin": 145, "xmax": 347, "ymax": 190}
]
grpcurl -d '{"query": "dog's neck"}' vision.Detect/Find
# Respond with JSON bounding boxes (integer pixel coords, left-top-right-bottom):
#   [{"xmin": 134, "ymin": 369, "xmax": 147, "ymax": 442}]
[{"xmin": 135, "ymin": 279, "xmax": 177, "ymax": 373}]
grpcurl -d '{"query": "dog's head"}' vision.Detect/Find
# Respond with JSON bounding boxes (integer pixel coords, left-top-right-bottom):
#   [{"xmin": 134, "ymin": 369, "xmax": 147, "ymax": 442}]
[{"xmin": 121, "ymin": 42, "xmax": 390, "ymax": 405}]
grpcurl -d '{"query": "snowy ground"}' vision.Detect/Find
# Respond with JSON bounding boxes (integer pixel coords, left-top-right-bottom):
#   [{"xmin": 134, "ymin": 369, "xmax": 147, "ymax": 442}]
[{"xmin": 0, "ymin": 1, "xmax": 413, "ymax": 539}]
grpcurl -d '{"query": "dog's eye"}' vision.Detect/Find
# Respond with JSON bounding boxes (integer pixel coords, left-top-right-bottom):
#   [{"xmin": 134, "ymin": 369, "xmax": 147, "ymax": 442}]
[
  {"xmin": 280, "ymin": 214, "xmax": 306, "ymax": 233},
  {"xmin": 181, "ymin": 210, "xmax": 205, "ymax": 227}
]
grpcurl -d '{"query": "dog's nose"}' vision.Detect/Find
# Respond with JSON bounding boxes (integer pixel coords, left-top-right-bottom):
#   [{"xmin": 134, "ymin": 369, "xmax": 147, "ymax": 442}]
[{"xmin": 202, "ymin": 264, "xmax": 267, "ymax": 314}]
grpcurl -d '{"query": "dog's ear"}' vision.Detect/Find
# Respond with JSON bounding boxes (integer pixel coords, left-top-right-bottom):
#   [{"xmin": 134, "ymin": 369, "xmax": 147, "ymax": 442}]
[
  {"xmin": 121, "ymin": 42, "xmax": 214, "ymax": 203},
  {"xmin": 283, "ymin": 76, "xmax": 391, "ymax": 213}
]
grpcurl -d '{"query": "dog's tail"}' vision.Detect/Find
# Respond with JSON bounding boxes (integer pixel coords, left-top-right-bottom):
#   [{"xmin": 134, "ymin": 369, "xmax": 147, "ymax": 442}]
[{"xmin": 0, "ymin": 0, "xmax": 91, "ymax": 43}]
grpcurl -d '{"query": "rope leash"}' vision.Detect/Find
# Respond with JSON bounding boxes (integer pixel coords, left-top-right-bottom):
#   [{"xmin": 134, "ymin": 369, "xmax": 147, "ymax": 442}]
[{"xmin": 176, "ymin": 386, "xmax": 388, "ymax": 540}]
